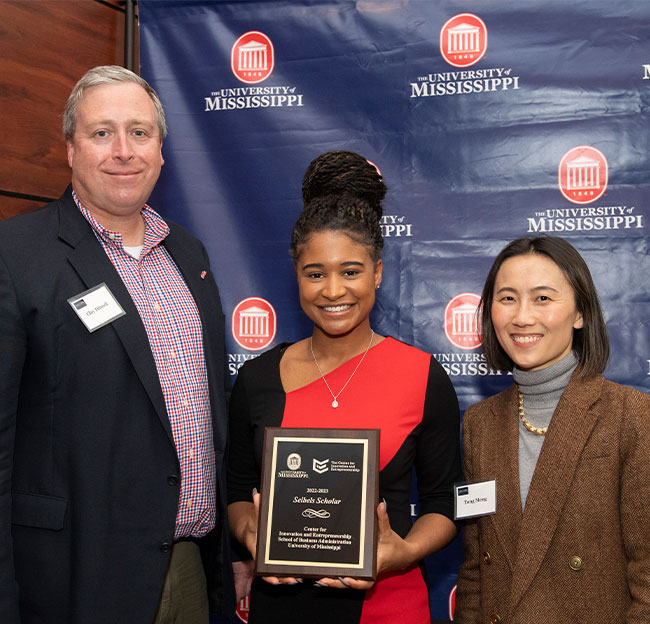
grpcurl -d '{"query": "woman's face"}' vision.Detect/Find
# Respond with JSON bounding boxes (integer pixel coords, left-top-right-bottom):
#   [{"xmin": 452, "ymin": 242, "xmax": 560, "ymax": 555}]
[
  {"xmin": 296, "ymin": 230, "xmax": 382, "ymax": 338},
  {"xmin": 490, "ymin": 253, "xmax": 583, "ymax": 371}
]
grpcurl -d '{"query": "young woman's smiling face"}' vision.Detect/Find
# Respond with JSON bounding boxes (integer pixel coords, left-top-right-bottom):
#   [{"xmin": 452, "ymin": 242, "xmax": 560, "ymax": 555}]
[
  {"xmin": 296, "ymin": 230, "xmax": 382, "ymax": 339},
  {"xmin": 491, "ymin": 253, "xmax": 583, "ymax": 371}
]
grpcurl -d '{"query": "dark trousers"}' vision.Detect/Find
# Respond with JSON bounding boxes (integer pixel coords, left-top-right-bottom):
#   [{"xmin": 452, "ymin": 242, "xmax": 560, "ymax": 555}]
[{"xmin": 153, "ymin": 540, "xmax": 209, "ymax": 624}]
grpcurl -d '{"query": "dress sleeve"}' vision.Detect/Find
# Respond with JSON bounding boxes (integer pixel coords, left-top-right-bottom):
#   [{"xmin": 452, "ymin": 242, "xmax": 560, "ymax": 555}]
[
  {"xmin": 453, "ymin": 404, "xmax": 481, "ymax": 623},
  {"xmin": 619, "ymin": 387, "xmax": 650, "ymax": 622},
  {"xmin": 415, "ymin": 356, "xmax": 462, "ymax": 521},
  {"xmin": 226, "ymin": 362, "xmax": 261, "ymax": 505}
]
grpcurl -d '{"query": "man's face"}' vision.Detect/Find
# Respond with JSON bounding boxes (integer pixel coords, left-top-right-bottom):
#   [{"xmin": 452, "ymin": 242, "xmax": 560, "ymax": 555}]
[{"xmin": 66, "ymin": 82, "xmax": 164, "ymax": 222}]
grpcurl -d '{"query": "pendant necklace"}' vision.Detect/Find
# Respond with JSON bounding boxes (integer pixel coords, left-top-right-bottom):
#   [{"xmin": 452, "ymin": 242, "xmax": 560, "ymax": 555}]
[
  {"xmin": 517, "ymin": 389, "xmax": 548, "ymax": 436},
  {"xmin": 310, "ymin": 330, "xmax": 375, "ymax": 408}
]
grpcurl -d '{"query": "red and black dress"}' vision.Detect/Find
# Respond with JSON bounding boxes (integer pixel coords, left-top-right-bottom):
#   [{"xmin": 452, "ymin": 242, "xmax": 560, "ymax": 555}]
[{"xmin": 227, "ymin": 337, "xmax": 461, "ymax": 623}]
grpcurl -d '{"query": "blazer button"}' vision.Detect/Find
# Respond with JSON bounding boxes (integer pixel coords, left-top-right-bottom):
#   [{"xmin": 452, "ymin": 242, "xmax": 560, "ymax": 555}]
[
  {"xmin": 167, "ymin": 475, "xmax": 179, "ymax": 486},
  {"xmin": 483, "ymin": 551, "xmax": 491, "ymax": 564},
  {"xmin": 490, "ymin": 614, "xmax": 502, "ymax": 624},
  {"xmin": 569, "ymin": 555, "xmax": 583, "ymax": 571},
  {"xmin": 160, "ymin": 542, "xmax": 172, "ymax": 553}
]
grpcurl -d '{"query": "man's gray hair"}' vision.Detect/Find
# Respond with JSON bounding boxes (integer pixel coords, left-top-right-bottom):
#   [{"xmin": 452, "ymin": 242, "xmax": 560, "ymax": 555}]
[{"xmin": 62, "ymin": 65, "xmax": 167, "ymax": 141}]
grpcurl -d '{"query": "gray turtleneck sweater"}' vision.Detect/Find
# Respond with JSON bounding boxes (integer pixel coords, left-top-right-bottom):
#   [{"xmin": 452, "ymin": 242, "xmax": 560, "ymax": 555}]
[{"xmin": 513, "ymin": 352, "xmax": 578, "ymax": 509}]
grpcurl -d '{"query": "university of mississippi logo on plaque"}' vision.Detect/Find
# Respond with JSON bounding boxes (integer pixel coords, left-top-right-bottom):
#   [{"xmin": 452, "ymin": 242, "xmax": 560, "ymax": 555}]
[
  {"xmin": 231, "ymin": 31, "xmax": 275, "ymax": 84},
  {"xmin": 558, "ymin": 146, "xmax": 608, "ymax": 205},
  {"xmin": 444, "ymin": 293, "xmax": 482, "ymax": 350},
  {"xmin": 232, "ymin": 297, "xmax": 277, "ymax": 351},
  {"xmin": 440, "ymin": 13, "xmax": 488, "ymax": 68}
]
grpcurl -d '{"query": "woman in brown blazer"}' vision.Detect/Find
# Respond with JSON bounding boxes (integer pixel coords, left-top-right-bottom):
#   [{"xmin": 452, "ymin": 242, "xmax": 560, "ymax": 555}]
[{"xmin": 454, "ymin": 236, "xmax": 650, "ymax": 624}]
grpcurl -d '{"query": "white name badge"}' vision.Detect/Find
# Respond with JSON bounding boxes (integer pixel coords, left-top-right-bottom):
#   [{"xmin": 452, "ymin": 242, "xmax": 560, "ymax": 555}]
[
  {"xmin": 68, "ymin": 283, "xmax": 126, "ymax": 333},
  {"xmin": 454, "ymin": 479, "xmax": 497, "ymax": 520}
]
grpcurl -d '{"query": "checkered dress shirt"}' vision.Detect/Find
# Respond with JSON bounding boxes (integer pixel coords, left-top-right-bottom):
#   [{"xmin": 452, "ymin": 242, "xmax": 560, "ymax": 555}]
[{"xmin": 74, "ymin": 192, "xmax": 215, "ymax": 539}]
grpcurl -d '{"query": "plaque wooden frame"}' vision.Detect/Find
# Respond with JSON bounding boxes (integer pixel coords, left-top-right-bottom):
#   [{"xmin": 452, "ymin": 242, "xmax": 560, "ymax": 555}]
[{"xmin": 255, "ymin": 427, "xmax": 380, "ymax": 580}]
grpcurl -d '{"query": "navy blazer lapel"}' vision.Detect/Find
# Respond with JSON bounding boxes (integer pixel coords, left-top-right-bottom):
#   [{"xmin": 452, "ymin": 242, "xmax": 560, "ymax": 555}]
[
  {"xmin": 484, "ymin": 385, "xmax": 522, "ymax": 571},
  {"xmin": 57, "ymin": 192, "xmax": 174, "ymax": 446},
  {"xmin": 508, "ymin": 374, "xmax": 604, "ymax": 614}
]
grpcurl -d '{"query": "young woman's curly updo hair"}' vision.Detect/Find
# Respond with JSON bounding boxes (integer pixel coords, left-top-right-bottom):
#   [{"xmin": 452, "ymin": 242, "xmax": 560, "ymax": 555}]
[
  {"xmin": 290, "ymin": 193, "xmax": 384, "ymax": 264},
  {"xmin": 480, "ymin": 236, "xmax": 610, "ymax": 378},
  {"xmin": 292, "ymin": 151, "xmax": 386, "ymax": 264},
  {"xmin": 301, "ymin": 150, "xmax": 387, "ymax": 208},
  {"xmin": 291, "ymin": 151, "xmax": 387, "ymax": 264}
]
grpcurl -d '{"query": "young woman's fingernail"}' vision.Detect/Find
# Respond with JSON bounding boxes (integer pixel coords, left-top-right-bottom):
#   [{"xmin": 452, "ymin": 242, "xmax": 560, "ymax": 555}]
[
  {"xmin": 252, "ymin": 488, "xmax": 258, "ymax": 497},
  {"xmin": 314, "ymin": 581, "xmax": 328, "ymax": 587},
  {"xmin": 338, "ymin": 577, "xmax": 351, "ymax": 587}
]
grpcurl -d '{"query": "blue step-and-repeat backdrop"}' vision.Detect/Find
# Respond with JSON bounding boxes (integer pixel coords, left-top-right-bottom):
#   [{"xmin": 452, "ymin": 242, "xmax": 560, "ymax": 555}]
[{"xmin": 138, "ymin": 1, "xmax": 650, "ymax": 620}]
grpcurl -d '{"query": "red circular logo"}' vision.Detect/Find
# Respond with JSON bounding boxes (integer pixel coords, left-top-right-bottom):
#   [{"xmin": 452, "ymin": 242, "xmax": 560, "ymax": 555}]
[
  {"xmin": 235, "ymin": 594, "xmax": 250, "ymax": 623},
  {"xmin": 449, "ymin": 584, "xmax": 457, "ymax": 620},
  {"xmin": 440, "ymin": 13, "xmax": 487, "ymax": 68},
  {"xmin": 558, "ymin": 146, "xmax": 608, "ymax": 205},
  {"xmin": 231, "ymin": 31, "xmax": 275, "ymax": 84},
  {"xmin": 232, "ymin": 297, "xmax": 277, "ymax": 351},
  {"xmin": 444, "ymin": 293, "xmax": 482, "ymax": 350}
]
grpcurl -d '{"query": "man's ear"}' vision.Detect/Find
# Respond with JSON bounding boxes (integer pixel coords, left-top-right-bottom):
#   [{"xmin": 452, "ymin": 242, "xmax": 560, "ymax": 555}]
[{"xmin": 66, "ymin": 141, "xmax": 75, "ymax": 169}]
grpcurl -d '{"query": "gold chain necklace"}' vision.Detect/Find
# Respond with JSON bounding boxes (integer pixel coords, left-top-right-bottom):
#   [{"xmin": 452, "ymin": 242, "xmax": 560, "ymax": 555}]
[
  {"xmin": 517, "ymin": 390, "xmax": 548, "ymax": 436},
  {"xmin": 310, "ymin": 330, "xmax": 374, "ymax": 408}
]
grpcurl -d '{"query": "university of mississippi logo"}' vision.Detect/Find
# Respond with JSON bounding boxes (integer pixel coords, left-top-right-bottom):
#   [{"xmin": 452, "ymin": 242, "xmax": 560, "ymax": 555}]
[
  {"xmin": 232, "ymin": 297, "xmax": 277, "ymax": 351},
  {"xmin": 558, "ymin": 146, "xmax": 608, "ymax": 205},
  {"xmin": 449, "ymin": 584, "xmax": 457, "ymax": 620},
  {"xmin": 287, "ymin": 453, "xmax": 302, "ymax": 470},
  {"xmin": 444, "ymin": 293, "xmax": 482, "ymax": 350},
  {"xmin": 235, "ymin": 595, "xmax": 249, "ymax": 623},
  {"xmin": 440, "ymin": 14, "xmax": 487, "ymax": 68},
  {"xmin": 231, "ymin": 31, "xmax": 275, "ymax": 84}
]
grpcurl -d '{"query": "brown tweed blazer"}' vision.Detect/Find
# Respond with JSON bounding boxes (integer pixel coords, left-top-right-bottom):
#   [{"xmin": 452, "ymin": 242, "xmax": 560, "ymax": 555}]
[{"xmin": 454, "ymin": 374, "xmax": 650, "ymax": 624}]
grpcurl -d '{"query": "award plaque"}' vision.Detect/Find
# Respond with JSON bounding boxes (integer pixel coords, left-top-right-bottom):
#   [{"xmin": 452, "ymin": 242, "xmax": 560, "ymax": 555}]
[{"xmin": 255, "ymin": 428, "xmax": 380, "ymax": 580}]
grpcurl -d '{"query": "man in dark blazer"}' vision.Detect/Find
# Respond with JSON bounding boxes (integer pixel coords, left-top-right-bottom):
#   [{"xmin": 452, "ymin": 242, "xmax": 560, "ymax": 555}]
[{"xmin": 0, "ymin": 66, "xmax": 235, "ymax": 623}]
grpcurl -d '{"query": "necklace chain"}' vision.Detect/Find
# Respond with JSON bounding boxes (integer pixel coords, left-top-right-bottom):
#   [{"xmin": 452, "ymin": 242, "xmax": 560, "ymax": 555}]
[
  {"xmin": 310, "ymin": 330, "xmax": 375, "ymax": 408},
  {"xmin": 517, "ymin": 389, "xmax": 548, "ymax": 436}
]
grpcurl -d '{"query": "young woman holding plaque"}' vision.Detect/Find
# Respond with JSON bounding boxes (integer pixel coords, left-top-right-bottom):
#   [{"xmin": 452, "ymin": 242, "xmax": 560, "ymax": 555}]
[
  {"xmin": 227, "ymin": 151, "xmax": 462, "ymax": 623},
  {"xmin": 454, "ymin": 236, "xmax": 650, "ymax": 624}
]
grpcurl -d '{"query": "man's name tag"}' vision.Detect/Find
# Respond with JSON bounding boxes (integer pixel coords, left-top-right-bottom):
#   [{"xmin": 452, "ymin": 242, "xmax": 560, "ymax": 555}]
[
  {"xmin": 454, "ymin": 479, "xmax": 497, "ymax": 520},
  {"xmin": 68, "ymin": 283, "xmax": 125, "ymax": 332}
]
